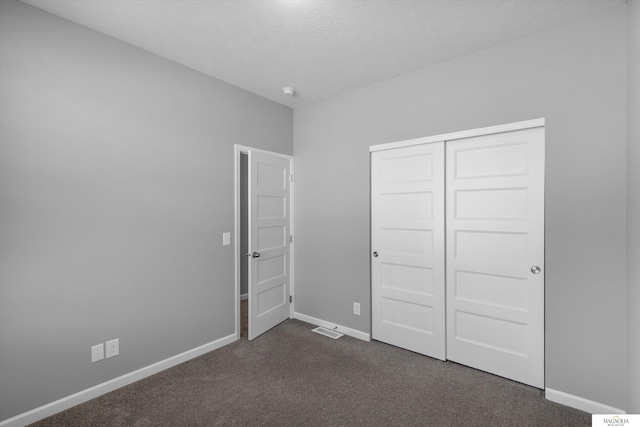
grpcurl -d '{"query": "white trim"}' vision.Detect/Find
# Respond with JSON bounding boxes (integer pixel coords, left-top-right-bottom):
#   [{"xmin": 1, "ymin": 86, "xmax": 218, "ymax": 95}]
[
  {"xmin": 0, "ymin": 334, "xmax": 236, "ymax": 427},
  {"xmin": 294, "ymin": 312, "xmax": 370, "ymax": 342},
  {"xmin": 235, "ymin": 145, "xmax": 294, "ymax": 161},
  {"xmin": 369, "ymin": 118, "xmax": 545, "ymax": 152},
  {"xmin": 545, "ymin": 388, "xmax": 626, "ymax": 414},
  {"xmin": 288, "ymin": 155, "xmax": 296, "ymax": 319},
  {"xmin": 234, "ymin": 146, "xmax": 242, "ymax": 340},
  {"xmin": 234, "ymin": 145, "xmax": 295, "ymax": 341}
]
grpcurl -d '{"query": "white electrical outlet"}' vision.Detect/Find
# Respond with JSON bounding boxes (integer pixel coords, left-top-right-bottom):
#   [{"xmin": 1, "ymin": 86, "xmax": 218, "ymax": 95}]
[
  {"xmin": 222, "ymin": 232, "xmax": 231, "ymax": 246},
  {"xmin": 105, "ymin": 338, "xmax": 119, "ymax": 359},
  {"xmin": 353, "ymin": 302, "xmax": 360, "ymax": 316},
  {"xmin": 91, "ymin": 343, "xmax": 104, "ymax": 363}
]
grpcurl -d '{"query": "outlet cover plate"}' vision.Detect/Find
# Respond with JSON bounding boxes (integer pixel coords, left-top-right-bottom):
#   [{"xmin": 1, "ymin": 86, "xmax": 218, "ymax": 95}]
[
  {"xmin": 106, "ymin": 338, "xmax": 119, "ymax": 359},
  {"xmin": 91, "ymin": 344, "xmax": 104, "ymax": 363}
]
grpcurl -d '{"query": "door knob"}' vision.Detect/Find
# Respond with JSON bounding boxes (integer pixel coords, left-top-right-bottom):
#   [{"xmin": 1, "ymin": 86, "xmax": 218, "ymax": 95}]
[
  {"xmin": 252, "ymin": 252, "xmax": 261, "ymax": 258},
  {"xmin": 531, "ymin": 266, "xmax": 541, "ymax": 274},
  {"xmin": 373, "ymin": 251, "xmax": 379, "ymax": 257}
]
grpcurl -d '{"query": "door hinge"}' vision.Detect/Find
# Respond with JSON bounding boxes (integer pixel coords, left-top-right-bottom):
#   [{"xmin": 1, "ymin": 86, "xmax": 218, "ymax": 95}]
[
  {"xmin": 289, "ymin": 295, "xmax": 293, "ymax": 303},
  {"xmin": 289, "ymin": 235, "xmax": 293, "ymax": 243},
  {"xmin": 289, "ymin": 174, "xmax": 293, "ymax": 182}
]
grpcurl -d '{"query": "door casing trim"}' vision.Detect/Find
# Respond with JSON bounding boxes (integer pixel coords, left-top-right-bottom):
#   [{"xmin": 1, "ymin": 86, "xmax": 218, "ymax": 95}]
[{"xmin": 370, "ymin": 118, "xmax": 545, "ymax": 153}]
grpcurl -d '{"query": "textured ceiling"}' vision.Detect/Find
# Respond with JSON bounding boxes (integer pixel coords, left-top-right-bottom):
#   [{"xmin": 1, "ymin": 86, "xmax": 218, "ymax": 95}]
[{"xmin": 21, "ymin": 0, "xmax": 621, "ymax": 109}]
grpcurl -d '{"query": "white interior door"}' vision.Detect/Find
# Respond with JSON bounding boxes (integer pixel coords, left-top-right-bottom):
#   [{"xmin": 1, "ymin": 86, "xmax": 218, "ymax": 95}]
[
  {"xmin": 445, "ymin": 127, "xmax": 545, "ymax": 388},
  {"xmin": 371, "ymin": 142, "xmax": 446, "ymax": 360},
  {"xmin": 248, "ymin": 150, "xmax": 291, "ymax": 340}
]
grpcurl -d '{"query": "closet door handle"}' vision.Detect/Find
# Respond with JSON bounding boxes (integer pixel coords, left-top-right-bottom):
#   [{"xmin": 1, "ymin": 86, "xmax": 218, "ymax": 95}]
[
  {"xmin": 373, "ymin": 251, "xmax": 379, "ymax": 257},
  {"xmin": 252, "ymin": 252, "xmax": 261, "ymax": 258},
  {"xmin": 531, "ymin": 266, "xmax": 541, "ymax": 274}
]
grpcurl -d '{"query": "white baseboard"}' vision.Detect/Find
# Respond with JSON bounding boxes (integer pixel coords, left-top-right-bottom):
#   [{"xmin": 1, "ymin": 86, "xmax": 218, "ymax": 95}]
[
  {"xmin": 293, "ymin": 312, "xmax": 370, "ymax": 342},
  {"xmin": 545, "ymin": 388, "xmax": 626, "ymax": 414},
  {"xmin": 0, "ymin": 333, "xmax": 237, "ymax": 427}
]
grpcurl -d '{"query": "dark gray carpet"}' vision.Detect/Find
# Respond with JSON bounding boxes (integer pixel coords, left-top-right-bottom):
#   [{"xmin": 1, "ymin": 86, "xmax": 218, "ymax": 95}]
[
  {"xmin": 241, "ymin": 299, "xmax": 248, "ymax": 338},
  {"xmin": 30, "ymin": 319, "xmax": 590, "ymax": 427}
]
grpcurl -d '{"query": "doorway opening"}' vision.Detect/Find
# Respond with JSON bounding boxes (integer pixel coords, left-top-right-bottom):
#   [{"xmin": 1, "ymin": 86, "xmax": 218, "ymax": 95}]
[{"xmin": 240, "ymin": 152, "xmax": 249, "ymax": 338}]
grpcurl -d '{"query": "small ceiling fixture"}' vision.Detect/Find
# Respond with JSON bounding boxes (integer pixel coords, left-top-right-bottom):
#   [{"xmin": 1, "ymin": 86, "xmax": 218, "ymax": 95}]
[{"xmin": 282, "ymin": 87, "xmax": 295, "ymax": 96}]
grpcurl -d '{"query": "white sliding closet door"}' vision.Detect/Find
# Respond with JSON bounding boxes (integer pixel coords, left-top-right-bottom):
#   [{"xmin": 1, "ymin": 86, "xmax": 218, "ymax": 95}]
[
  {"xmin": 371, "ymin": 143, "xmax": 446, "ymax": 360},
  {"xmin": 445, "ymin": 127, "xmax": 545, "ymax": 388}
]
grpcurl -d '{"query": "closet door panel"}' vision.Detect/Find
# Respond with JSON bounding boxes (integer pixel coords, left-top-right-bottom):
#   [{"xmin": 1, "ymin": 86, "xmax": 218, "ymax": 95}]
[
  {"xmin": 372, "ymin": 143, "xmax": 446, "ymax": 360},
  {"xmin": 446, "ymin": 127, "xmax": 545, "ymax": 388}
]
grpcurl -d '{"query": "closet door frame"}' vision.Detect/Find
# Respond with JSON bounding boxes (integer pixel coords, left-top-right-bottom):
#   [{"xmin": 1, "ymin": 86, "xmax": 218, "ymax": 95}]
[{"xmin": 370, "ymin": 119, "xmax": 545, "ymax": 153}]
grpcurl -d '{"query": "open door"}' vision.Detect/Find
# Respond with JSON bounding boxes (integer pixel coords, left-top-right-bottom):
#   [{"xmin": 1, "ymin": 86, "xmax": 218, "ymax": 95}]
[{"xmin": 248, "ymin": 150, "xmax": 291, "ymax": 340}]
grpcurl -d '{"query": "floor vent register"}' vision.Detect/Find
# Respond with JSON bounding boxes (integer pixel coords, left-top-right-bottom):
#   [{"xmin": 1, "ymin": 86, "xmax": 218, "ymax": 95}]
[{"xmin": 312, "ymin": 327, "xmax": 344, "ymax": 339}]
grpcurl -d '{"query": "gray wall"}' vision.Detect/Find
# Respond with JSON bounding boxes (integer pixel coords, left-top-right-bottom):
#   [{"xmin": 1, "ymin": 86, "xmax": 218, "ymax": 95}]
[
  {"xmin": 0, "ymin": 0, "xmax": 292, "ymax": 421},
  {"xmin": 627, "ymin": 0, "xmax": 640, "ymax": 413},
  {"xmin": 294, "ymin": 6, "xmax": 628, "ymax": 410}
]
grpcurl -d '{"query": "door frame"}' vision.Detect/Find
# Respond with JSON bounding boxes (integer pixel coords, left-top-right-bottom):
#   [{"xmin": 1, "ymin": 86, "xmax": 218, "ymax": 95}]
[
  {"xmin": 369, "ymin": 118, "xmax": 545, "ymax": 153},
  {"xmin": 234, "ymin": 144, "xmax": 295, "ymax": 340}
]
